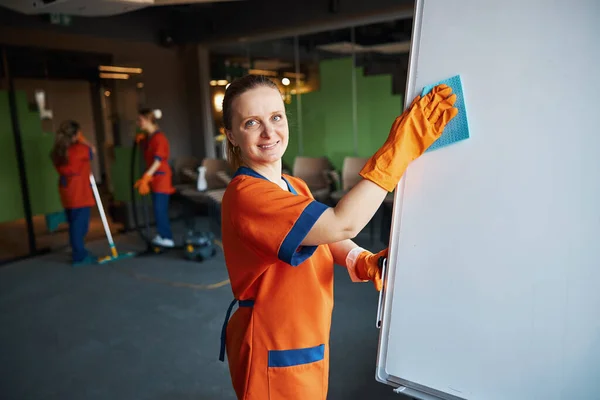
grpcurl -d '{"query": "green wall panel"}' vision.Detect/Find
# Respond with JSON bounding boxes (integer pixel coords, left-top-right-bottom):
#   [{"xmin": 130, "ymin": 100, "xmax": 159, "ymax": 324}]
[
  {"xmin": 285, "ymin": 57, "xmax": 403, "ymax": 172},
  {"xmin": 111, "ymin": 146, "xmax": 143, "ymax": 203},
  {"xmin": 16, "ymin": 91, "xmax": 63, "ymax": 216},
  {"xmin": 0, "ymin": 91, "xmax": 25, "ymax": 223}
]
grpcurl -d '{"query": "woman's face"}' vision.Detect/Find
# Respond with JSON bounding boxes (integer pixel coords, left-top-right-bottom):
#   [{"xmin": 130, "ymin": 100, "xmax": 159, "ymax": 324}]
[
  {"xmin": 226, "ymin": 86, "xmax": 289, "ymax": 168},
  {"xmin": 137, "ymin": 115, "xmax": 153, "ymax": 133}
]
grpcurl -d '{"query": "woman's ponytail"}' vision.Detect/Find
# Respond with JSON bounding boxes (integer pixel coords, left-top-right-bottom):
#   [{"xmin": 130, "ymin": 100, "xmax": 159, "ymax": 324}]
[{"xmin": 50, "ymin": 120, "xmax": 80, "ymax": 166}]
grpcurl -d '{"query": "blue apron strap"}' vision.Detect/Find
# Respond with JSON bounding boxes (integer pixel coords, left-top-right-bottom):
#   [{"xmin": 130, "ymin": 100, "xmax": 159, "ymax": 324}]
[{"xmin": 219, "ymin": 298, "xmax": 255, "ymax": 362}]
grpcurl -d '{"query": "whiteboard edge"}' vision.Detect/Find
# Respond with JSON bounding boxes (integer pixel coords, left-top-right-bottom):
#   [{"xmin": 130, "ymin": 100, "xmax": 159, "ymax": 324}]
[
  {"xmin": 374, "ymin": 0, "xmax": 425, "ymax": 389},
  {"xmin": 373, "ymin": 2, "xmax": 466, "ymax": 399}
]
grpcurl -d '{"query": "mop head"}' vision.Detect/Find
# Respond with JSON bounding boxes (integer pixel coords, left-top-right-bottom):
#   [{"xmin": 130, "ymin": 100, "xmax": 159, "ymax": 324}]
[
  {"xmin": 421, "ymin": 74, "xmax": 470, "ymax": 152},
  {"xmin": 97, "ymin": 251, "xmax": 136, "ymax": 264}
]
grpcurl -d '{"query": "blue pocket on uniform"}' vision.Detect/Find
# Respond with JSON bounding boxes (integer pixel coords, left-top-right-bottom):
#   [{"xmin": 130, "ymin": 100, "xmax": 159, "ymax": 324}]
[
  {"xmin": 268, "ymin": 344, "xmax": 325, "ymax": 367},
  {"xmin": 267, "ymin": 344, "xmax": 326, "ymax": 399}
]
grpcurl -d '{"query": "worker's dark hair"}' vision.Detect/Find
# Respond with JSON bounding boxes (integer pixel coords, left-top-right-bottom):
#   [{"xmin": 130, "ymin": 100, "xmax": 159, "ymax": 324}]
[
  {"xmin": 222, "ymin": 74, "xmax": 280, "ymax": 170},
  {"xmin": 50, "ymin": 120, "xmax": 80, "ymax": 166}
]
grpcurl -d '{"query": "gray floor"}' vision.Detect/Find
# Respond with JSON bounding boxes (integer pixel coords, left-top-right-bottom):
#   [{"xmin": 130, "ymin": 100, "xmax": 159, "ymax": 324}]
[{"xmin": 0, "ymin": 217, "xmax": 407, "ymax": 400}]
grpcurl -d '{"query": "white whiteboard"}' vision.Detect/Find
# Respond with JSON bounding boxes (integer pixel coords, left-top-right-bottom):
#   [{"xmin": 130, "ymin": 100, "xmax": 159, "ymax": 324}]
[{"xmin": 375, "ymin": 0, "xmax": 600, "ymax": 399}]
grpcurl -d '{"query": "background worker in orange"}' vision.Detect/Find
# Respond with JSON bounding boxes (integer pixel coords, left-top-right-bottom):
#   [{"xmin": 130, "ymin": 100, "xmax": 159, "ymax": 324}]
[
  {"xmin": 50, "ymin": 120, "xmax": 97, "ymax": 266},
  {"xmin": 219, "ymin": 75, "xmax": 458, "ymax": 399},
  {"xmin": 134, "ymin": 108, "xmax": 176, "ymax": 248}
]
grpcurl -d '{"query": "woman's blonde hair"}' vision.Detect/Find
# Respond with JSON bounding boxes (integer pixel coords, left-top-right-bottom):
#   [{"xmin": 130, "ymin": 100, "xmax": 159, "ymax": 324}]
[{"xmin": 222, "ymin": 74, "xmax": 280, "ymax": 171}]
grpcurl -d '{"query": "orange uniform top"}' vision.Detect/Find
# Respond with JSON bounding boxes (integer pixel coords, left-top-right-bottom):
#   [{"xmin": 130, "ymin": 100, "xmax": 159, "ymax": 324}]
[
  {"xmin": 142, "ymin": 131, "xmax": 175, "ymax": 194},
  {"xmin": 54, "ymin": 142, "xmax": 95, "ymax": 209},
  {"xmin": 221, "ymin": 167, "xmax": 335, "ymax": 400}
]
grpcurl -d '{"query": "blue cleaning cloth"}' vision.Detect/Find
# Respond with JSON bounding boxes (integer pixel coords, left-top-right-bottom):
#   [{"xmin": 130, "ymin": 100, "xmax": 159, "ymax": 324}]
[{"xmin": 421, "ymin": 75, "xmax": 469, "ymax": 152}]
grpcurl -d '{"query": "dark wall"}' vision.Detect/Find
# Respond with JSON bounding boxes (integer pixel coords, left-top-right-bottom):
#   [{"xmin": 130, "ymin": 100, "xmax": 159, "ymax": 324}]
[
  {"xmin": 172, "ymin": 0, "xmax": 414, "ymax": 43},
  {"xmin": 0, "ymin": 6, "xmax": 175, "ymax": 44},
  {"xmin": 0, "ymin": 0, "xmax": 414, "ymax": 46}
]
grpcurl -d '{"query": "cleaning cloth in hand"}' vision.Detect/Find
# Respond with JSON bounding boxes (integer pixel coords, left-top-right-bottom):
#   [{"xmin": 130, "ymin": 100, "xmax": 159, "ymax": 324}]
[{"xmin": 421, "ymin": 75, "xmax": 469, "ymax": 152}]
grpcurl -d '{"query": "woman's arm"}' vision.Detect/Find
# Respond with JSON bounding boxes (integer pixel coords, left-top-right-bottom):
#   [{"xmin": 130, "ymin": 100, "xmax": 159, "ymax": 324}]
[
  {"xmin": 329, "ymin": 239, "xmax": 386, "ymax": 288},
  {"xmin": 144, "ymin": 159, "xmax": 161, "ymax": 177},
  {"xmin": 304, "ymin": 181, "xmax": 387, "ymax": 245},
  {"xmin": 328, "ymin": 239, "xmax": 360, "ymax": 267},
  {"xmin": 302, "ymin": 84, "xmax": 457, "ymax": 246}
]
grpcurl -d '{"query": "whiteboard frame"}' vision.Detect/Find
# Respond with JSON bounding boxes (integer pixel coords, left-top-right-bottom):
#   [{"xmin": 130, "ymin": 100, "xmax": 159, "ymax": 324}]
[{"xmin": 374, "ymin": 1, "xmax": 465, "ymax": 398}]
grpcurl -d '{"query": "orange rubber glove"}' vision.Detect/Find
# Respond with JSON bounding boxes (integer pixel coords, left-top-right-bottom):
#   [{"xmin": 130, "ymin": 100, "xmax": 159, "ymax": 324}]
[
  {"xmin": 360, "ymin": 84, "xmax": 459, "ymax": 192},
  {"xmin": 355, "ymin": 248, "xmax": 388, "ymax": 291},
  {"xmin": 134, "ymin": 174, "xmax": 152, "ymax": 196}
]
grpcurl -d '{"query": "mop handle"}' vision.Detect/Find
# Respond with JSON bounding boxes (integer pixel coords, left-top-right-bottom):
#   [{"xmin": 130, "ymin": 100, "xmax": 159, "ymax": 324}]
[{"xmin": 89, "ymin": 173, "xmax": 116, "ymax": 248}]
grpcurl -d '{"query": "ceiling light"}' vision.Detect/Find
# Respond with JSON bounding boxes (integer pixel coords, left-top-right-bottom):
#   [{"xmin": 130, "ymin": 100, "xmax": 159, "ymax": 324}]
[
  {"xmin": 281, "ymin": 78, "xmax": 290, "ymax": 86},
  {"xmin": 99, "ymin": 65, "xmax": 142, "ymax": 74},
  {"xmin": 283, "ymin": 72, "xmax": 306, "ymax": 79},
  {"xmin": 99, "ymin": 73, "xmax": 129, "ymax": 80},
  {"xmin": 248, "ymin": 69, "xmax": 278, "ymax": 77}
]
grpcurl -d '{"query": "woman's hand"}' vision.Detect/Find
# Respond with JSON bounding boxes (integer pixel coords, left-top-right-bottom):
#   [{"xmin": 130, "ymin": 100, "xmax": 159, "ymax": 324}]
[
  {"xmin": 360, "ymin": 84, "xmax": 458, "ymax": 192},
  {"xmin": 354, "ymin": 248, "xmax": 387, "ymax": 291},
  {"xmin": 134, "ymin": 174, "xmax": 153, "ymax": 196}
]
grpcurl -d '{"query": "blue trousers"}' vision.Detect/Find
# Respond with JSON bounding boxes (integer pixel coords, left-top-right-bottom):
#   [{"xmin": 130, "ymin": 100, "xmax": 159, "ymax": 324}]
[
  {"xmin": 152, "ymin": 193, "xmax": 173, "ymax": 239},
  {"xmin": 65, "ymin": 207, "xmax": 91, "ymax": 262}
]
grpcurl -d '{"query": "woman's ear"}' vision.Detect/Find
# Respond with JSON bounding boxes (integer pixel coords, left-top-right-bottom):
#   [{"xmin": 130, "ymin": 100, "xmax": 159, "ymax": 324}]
[{"xmin": 225, "ymin": 129, "xmax": 237, "ymax": 147}]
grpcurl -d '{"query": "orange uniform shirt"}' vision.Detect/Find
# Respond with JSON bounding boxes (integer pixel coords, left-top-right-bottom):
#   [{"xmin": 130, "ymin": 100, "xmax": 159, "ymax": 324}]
[
  {"xmin": 221, "ymin": 167, "xmax": 335, "ymax": 400},
  {"xmin": 54, "ymin": 142, "xmax": 95, "ymax": 209},
  {"xmin": 143, "ymin": 131, "xmax": 175, "ymax": 194}
]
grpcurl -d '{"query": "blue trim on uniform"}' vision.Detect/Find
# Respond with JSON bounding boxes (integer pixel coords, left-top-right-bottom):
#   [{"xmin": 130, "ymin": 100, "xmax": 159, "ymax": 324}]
[
  {"xmin": 233, "ymin": 166, "xmax": 266, "ymax": 180},
  {"xmin": 233, "ymin": 168, "xmax": 298, "ymax": 195},
  {"xmin": 153, "ymin": 171, "xmax": 166, "ymax": 176},
  {"xmin": 278, "ymin": 201, "xmax": 328, "ymax": 266},
  {"xmin": 268, "ymin": 344, "xmax": 325, "ymax": 368},
  {"xmin": 219, "ymin": 298, "xmax": 254, "ymax": 362},
  {"xmin": 60, "ymin": 173, "xmax": 79, "ymax": 188},
  {"xmin": 282, "ymin": 177, "xmax": 298, "ymax": 194},
  {"xmin": 89, "ymin": 148, "xmax": 94, "ymax": 160},
  {"xmin": 154, "ymin": 155, "xmax": 163, "ymax": 161}
]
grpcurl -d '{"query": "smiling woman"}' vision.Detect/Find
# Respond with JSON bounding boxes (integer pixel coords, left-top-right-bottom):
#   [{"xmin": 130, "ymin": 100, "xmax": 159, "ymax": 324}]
[
  {"xmin": 222, "ymin": 75, "xmax": 284, "ymax": 173},
  {"xmin": 224, "ymin": 83, "xmax": 288, "ymax": 188},
  {"xmin": 218, "ymin": 74, "xmax": 457, "ymax": 400}
]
